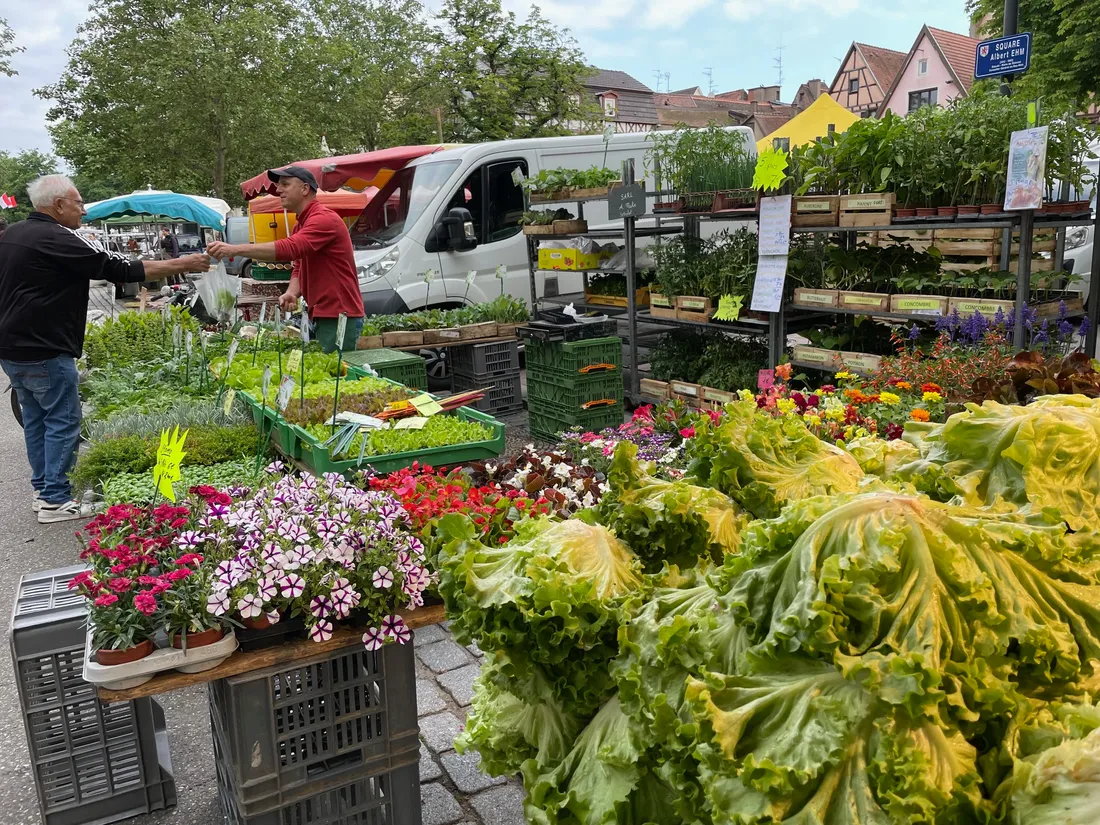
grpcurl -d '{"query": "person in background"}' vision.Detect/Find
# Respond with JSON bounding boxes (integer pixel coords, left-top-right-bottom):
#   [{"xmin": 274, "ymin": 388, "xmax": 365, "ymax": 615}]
[
  {"xmin": 0, "ymin": 175, "xmax": 210, "ymax": 522},
  {"xmin": 206, "ymin": 166, "xmax": 365, "ymax": 352},
  {"xmin": 159, "ymin": 225, "xmax": 179, "ymax": 258}
]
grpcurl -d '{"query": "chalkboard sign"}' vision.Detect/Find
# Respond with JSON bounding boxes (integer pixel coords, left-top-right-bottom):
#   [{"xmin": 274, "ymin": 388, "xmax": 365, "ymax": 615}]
[{"xmin": 608, "ymin": 183, "xmax": 646, "ymax": 219}]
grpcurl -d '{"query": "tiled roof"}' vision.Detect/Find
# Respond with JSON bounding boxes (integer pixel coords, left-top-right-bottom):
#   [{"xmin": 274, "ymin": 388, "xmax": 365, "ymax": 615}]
[
  {"xmin": 658, "ymin": 94, "xmax": 701, "ymax": 108},
  {"xmin": 747, "ymin": 113, "xmax": 796, "ymax": 135},
  {"xmin": 927, "ymin": 26, "xmax": 979, "ymax": 91},
  {"xmin": 715, "ymin": 89, "xmax": 750, "ymax": 102},
  {"xmin": 670, "ymin": 86, "xmax": 702, "ymax": 95},
  {"xmin": 584, "ymin": 69, "xmax": 654, "ymax": 94},
  {"xmin": 855, "ymin": 43, "xmax": 907, "ymax": 89}
]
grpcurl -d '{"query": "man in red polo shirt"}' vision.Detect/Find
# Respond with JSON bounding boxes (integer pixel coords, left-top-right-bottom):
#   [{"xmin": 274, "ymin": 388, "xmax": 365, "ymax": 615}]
[{"xmin": 207, "ymin": 166, "xmax": 365, "ymax": 351}]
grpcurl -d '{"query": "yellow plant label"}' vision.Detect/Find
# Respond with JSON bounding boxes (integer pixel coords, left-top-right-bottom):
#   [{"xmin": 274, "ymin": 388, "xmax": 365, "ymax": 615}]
[
  {"xmin": 752, "ymin": 147, "xmax": 789, "ymax": 192},
  {"xmin": 712, "ymin": 294, "xmax": 744, "ymax": 322},
  {"xmin": 286, "ymin": 349, "xmax": 302, "ymax": 375},
  {"xmin": 222, "ymin": 389, "xmax": 236, "ymax": 416},
  {"xmin": 153, "ymin": 426, "xmax": 188, "ymax": 502}
]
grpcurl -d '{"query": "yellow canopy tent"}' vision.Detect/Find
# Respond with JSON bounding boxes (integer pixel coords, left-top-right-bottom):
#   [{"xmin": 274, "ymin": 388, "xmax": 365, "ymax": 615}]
[{"xmin": 757, "ymin": 94, "xmax": 860, "ymax": 152}]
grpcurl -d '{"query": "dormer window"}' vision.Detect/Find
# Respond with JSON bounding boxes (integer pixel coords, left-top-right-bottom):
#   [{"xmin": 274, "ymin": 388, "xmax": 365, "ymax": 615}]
[{"xmin": 599, "ymin": 92, "xmax": 618, "ymax": 118}]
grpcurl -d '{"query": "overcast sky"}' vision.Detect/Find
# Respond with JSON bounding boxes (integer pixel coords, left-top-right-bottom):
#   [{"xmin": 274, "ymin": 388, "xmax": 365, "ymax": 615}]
[{"xmin": 1, "ymin": 0, "xmax": 972, "ymax": 159}]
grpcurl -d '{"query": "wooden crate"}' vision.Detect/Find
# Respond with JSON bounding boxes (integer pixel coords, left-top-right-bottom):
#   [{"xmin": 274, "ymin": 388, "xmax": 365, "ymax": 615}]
[
  {"xmin": 948, "ymin": 297, "xmax": 1015, "ymax": 319},
  {"xmin": 838, "ymin": 291, "xmax": 890, "ymax": 312},
  {"xmin": 873, "ymin": 228, "xmax": 933, "ymax": 250},
  {"xmin": 840, "ymin": 352, "xmax": 883, "ymax": 375},
  {"xmin": 889, "ymin": 295, "xmax": 950, "ymax": 316},
  {"xmin": 459, "ymin": 322, "xmax": 498, "ymax": 340},
  {"xmin": 424, "ymin": 328, "xmax": 462, "ymax": 344},
  {"xmin": 669, "ymin": 380, "xmax": 703, "ymax": 406},
  {"xmin": 701, "ymin": 386, "xmax": 737, "ymax": 405},
  {"xmin": 675, "ymin": 296, "xmax": 714, "ymax": 323},
  {"xmin": 356, "ymin": 335, "xmax": 383, "ymax": 350},
  {"xmin": 522, "ymin": 219, "xmax": 588, "ymax": 235},
  {"xmin": 792, "ymin": 288, "xmax": 840, "ymax": 309},
  {"xmin": 639, "ymin": 378, "xmax": 669, "ymax": 400},
  {"xmin": 839, "ymin": 193, "xmax": 895, "ymax": 227},
  {"xmin": 791, "ymin": 195, "xmax": 840, "ymax": 227},
  {"xmin": 649, "ymin": 293, "xmax": 678, "ymax": 319},
  {"xmin": 792, "ymin": 345, "xmax": 842, "ymax": 370},
  {"xmin": 585, "ymin": 287, "xmax": 650, "ymax": 308},
  {"xmin": 382, "ymin": 331, "xmax": 424, "ymax": 347},
  {"xmin": 1035, "ymin": 297, "xmax": 1085, "ymax": 319}
]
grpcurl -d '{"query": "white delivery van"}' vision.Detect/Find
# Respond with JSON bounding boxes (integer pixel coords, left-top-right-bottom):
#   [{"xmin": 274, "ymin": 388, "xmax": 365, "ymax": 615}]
[{"xmin": 347, "ymin": 128, "xmax": 757, "ymax": 314}]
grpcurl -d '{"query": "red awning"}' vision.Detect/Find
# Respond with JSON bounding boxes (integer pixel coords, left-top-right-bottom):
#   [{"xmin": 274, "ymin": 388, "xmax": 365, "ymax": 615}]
[
  {"xmin": 240, "ymin": 145, "xmax": 447, "ymax": 199},
  {"xmin": 247, "ymin": 188, "xmax": 377, "ymax": 217}
]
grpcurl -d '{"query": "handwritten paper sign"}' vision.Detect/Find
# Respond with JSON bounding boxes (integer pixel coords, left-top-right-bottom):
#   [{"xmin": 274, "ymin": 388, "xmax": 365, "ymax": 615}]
[
  {"xmin": 153, "ymin": 426, "xmax": 188, "ymax": 502},
  {"xmin": 286, "ymin": 349, "xmax": 302, "ymax": 375},
  {"xmin": 395, "ymin": 416, "xmax": 429, "ymax": 430},
  {"xmin": 757, "ymin": 369, "xmax": 775, "ymax": 390},
  {"xmin": 758, "ymin": 195, "xmax": 792, "ymax": 256},
  {"xmin": 335, "ymin": 313, "xmax": 348, "ymax": 349},
  {"xmin": 752, "ymin": 148, "xmax": 789, "ymax": 192},
  {"xmin": 410, "ymin": 393, "xmax": 443, "ymax": 416},
  {"xmin": 750, "ymin": 255, "xmax": 789, "ymax": 313},
  {"xmin": 712, "ymin": 294, "xmax": 744, "ymax": 322},
  {"xmin": 608, "ymin": 183, "xmax": 646, "ymax": 220},
  {"xmin": 223, "ymin": 389, "xmax": 236, "ymax": 416}
]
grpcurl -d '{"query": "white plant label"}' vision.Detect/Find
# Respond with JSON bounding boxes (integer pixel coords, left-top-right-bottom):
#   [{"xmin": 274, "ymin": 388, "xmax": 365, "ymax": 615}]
[
  {"xmin": 466, "ymin": 270, "xmax": 477, "ymax": 286},
  {"xmin": 226, "ymin": 338, "xmax": 239, "ymax": 370},
  {"xmin": 261, "ymin": 365, "xmax": 272, "ymax": 399},
  {"xmin": 185, "ymin": 330, "xmax": 193, "ymax": 355},
  {"xmin": 335, "ymin": 313, "xmax": 347, "ymax": 348},
  {"xmin": 258, "ymin": 303, "xmax": 267, "ymax": 325},
  {"xmin": 276, "ymin": 376, "xmax": 296, "ymax": 411}
]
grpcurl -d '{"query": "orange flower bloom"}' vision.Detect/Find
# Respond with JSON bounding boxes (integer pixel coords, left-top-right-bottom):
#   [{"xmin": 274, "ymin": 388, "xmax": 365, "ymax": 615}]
[
  {"xmin": 921, "ymin": 383, "xmax": 942, "ymax": 394},
  {"xmin": 910, "ymin": 408, "xmax": 931, "ymax": 422},
  {"xmin": 775, "ymin": 363, "xmax": 793, "ymax": 381},
  {"xmin": 895, "ymin": 381, "xmax": 912, "ymax": 391}
]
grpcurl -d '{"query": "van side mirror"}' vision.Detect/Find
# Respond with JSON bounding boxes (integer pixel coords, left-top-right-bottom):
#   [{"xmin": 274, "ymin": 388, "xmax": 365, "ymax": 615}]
[{"xmin": 426, "ymin": 207, "xmax": 478, "ymax": 253}]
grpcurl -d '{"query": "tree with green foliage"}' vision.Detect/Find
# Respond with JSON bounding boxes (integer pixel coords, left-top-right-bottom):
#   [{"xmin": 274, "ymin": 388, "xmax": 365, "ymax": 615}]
[
  {"xmin": 0, "ymin": 150, "xmax": 59, "ymax": 222},
  {"xmin": 300, "ymin": 0, "xmax": 440, "ymax": 153},
  {"xmin": 37, "ymin": 0, "xmax": 322, "ymax": 204},
  {"xmin": 967, "ymin": 0, "xmax": 1100, "ymax": 108},
  {"xmin": 432, "ymin": 0, "xmax": 597, "ymax": 141},
  {"xmin": 0, "ymin": 18, "xmax": 22, "ymax": 77}
]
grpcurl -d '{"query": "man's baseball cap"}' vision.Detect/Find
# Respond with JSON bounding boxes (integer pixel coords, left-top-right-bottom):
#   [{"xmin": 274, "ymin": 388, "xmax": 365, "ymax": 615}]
[{"xmin": 268, "ymin": 165, "xmax": 318, "ymax": 191}]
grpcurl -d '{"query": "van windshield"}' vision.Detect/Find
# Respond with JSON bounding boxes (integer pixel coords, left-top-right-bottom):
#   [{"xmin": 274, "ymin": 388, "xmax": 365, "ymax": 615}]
[{"xmin": 350, "ymin": 160, "xmax": 460, "ymax": 249}]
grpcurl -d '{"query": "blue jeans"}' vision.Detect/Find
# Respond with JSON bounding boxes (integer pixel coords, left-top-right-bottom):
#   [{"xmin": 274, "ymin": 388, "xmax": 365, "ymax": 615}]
[{"xmin": 2, "ymin": 357, "xmax": 82, "ymax": 504}]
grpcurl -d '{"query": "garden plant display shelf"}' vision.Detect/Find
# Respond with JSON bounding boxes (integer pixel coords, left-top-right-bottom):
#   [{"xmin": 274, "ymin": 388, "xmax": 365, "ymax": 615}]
[
  {"xmin": 528, "ymin": 175, "xmax": 1100, "ymax": 403},
  {"xmin": 91, "ymin": 604, "xmax": 444, "ymax": 703}
]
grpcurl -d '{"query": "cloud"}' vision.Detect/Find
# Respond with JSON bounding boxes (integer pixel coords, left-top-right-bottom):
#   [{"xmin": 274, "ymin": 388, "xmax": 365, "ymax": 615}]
[
  {"xmin": 725, "ymin": 0, "xmax": 860, "ymax": 20},
  {"xmin": 642, "ymin": 0, "xmax": 714, "ymax": 29}
]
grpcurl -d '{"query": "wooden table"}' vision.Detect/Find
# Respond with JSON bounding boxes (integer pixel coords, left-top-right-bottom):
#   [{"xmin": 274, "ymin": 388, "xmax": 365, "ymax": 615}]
[{"xmin": 96, "ymin": 603, "xmax": 445, "ymax": 702}]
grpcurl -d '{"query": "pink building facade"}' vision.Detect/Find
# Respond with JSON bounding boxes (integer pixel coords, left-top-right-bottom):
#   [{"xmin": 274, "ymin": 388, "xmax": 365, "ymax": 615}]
[{"xmin": 880, "ymin": 26, "xmax": 978, "ymax": 116}]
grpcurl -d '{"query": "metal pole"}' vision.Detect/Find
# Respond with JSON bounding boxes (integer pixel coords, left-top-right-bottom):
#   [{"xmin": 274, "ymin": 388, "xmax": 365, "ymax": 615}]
[
  {"xmin": 623, "ymin": 158, "xmax": 639, "ymax": 403},
  {"xmin": 1087, "ymin": 208, "xmax": 1100, "ymax": 356},
  {"xmin": 1001, "ymin": 0, "xmax": 1019, "ymax": 96},
  {"xmin": 1013, "ymin": 210, "xmax": 1033, "ymax": 350}
]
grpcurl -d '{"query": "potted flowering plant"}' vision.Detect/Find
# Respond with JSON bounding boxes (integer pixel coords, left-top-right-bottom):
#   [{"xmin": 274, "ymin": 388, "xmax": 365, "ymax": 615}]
[
  {"xmin": 161, "ymin": 556, "xmax": 228, "ymax": 650},
  {"xmin": 72, "ymin": 503, "xmax": 191, "ymax": 664},
  {"xmin": 203, "ymin": 463, "xmax": 431, "ymax": 649}
]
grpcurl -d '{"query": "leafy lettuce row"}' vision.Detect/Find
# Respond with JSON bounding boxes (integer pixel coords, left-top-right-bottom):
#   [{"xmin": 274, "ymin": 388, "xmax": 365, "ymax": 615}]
[{"xmin": 686, "ymin": 401, "xmax": 865, "ymax": 519}]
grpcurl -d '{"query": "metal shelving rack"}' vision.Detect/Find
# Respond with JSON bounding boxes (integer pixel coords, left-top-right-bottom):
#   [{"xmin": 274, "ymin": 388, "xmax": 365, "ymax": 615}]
[{"xmin": 524, "ymin": 163, "xmax": 1100, "ymax": 403}]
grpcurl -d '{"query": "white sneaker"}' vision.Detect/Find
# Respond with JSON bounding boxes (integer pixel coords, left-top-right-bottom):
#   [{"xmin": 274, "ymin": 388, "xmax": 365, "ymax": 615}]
[
  {"xmin": 38, "ymin": 500, "xmax": 98, "ymax": 524},
  {"xmin": 31, "ymin": 491, "xmax": 44, "ymax": 512}
]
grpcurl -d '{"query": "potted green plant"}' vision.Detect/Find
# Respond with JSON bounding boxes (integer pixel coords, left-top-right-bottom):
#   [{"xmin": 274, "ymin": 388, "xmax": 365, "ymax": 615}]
[{"xmin": 162, "ymin": 560, "xmax": 228, "ymax": 650}]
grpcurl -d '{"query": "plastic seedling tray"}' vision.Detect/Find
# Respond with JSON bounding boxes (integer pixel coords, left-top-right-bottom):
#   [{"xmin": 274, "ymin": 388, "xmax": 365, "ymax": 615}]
[
  {"xmin": 292, "ymin": 406, "xmax": 506, "ymax": 476},
  {"xmin": 83, "ymin": 631, "xmax": 238, "ymax": 691}
]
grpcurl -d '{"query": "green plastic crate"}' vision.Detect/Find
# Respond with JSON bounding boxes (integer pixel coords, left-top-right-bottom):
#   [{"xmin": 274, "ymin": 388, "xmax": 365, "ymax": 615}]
[
  {"xmin": 291, "ymin": 407, "xmax": 505, "ymax": 475},
  {"xmin": 249, "ymin": 262, "xmax": 293, "ymax": 281},
  {"xmin": 524, "ymin": 337, "xmax": 622, "ymax": 382},
  {"xmin": 528, "ymin": 402, "xmax": 623, "ymax": 442},
  {"xmin": 526, "ymin": 372, "xmax": 623, "ymax": 416},
  {"xmin": 239, "ymin": 391, "xmax": 300, "ymax": 459},
  {"xmin": 344, "ymin": 350, "xmax": 427, "ymax": 390}
]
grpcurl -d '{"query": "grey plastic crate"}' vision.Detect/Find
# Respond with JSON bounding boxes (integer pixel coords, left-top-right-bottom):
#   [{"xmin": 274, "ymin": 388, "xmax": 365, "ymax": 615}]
[
  {"xmin": 11, "ymin": 566, "xmax": 176, "ymax": 825},
  {"xmin": 449, "ymin": 340, "xmax": 520, "ymax": 377},
  {"xmin": 215, "ymin": 728, "xmax": 420, "ymax": 825},
  {"xmin": 451, "ymin": 369, "xmax": 524, "ymax": 415},
  {"xmin": 208, "ymin": 641, "xmax": 419, "ymax": 816}
]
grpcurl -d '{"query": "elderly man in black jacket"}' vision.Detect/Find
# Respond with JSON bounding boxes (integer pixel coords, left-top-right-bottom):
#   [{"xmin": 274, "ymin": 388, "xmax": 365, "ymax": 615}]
[{"xmin": 0, "ymin": 175, "xmax": 209, "ymax": 522}]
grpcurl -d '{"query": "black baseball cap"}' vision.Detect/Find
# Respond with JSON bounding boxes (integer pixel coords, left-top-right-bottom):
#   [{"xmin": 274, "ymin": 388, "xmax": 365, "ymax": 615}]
[{"xmin": 268, "ymin": 165, "xmax": 318, "ymax": 191}]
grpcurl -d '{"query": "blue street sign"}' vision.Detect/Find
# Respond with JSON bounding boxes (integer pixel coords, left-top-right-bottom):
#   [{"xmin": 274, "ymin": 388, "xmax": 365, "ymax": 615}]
[{"xmin": 974, "ymin": 33, "xmax": 1031, "ymax": 79}]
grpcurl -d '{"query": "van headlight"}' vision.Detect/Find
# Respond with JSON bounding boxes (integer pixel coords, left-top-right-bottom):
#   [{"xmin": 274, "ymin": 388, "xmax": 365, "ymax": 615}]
[
  {"xmin": 1066, "ymin": 227, "xmax": 1090, "ymax": 250},
  {"xmin": 358, "ymin": 247, "xmax": 400, "ymax": 286}
]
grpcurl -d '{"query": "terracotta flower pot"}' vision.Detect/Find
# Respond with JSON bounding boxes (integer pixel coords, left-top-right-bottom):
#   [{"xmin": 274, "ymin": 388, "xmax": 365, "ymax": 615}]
[
  {"xmin": 957, "ymin": 205, "xmax": 980, "ymax": 216},
  {"xmin": 170, "ymin": 627, "xmax": 225, "ymax": 649},
  {"xmin": 936, "ymin": 206, "xmax": 958, "ymax": 218},
  {"xmin": 95, "ymin": 639, "xmax": 154, "ymax": 666},
  {"xmin": 1072, "ymin": 200, "xmax": 1092, "ymax": 213},
  {"xmin": 242, "ymin": 615, "xmax": 272, "ymax": 630},
  {"xmin": 894, "ymin": 207, "xmax": 917, "ymax": 218},
  {"xmin": 980, "ymin": 203, "xmax": 1003, "ymax": 214},
  {"xmin": 915, "ymin": 207, "xmax": 937, "ymax": 217}
]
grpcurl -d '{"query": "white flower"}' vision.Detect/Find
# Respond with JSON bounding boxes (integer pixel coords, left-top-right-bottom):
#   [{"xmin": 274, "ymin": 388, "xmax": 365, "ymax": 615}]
[
  {"xmin": 581, "ymin": 458, "xmax": 590, "ymax": 466},
  {"xmin": 541, "ymin": 455, "xmax": 553, "ymax": 469},
  {"xmin": 206, "ymin": 590, "xmax": 229, "ymax": 616},
  {"xmin": 572, "ymin": 478, "xmax": 586, "ymax": 492},
  {"xmin": 237, "ymin": 594, "xmax": 263, "ymax": 619},
  {"xmin": 485, "ymin": 463, "xmax": 497, "ymax": 477},
  {"xmin": 553, "ymin": 462, "xmax": 572, "ymax": 481},
  {"xmin": 373, "ymin": 566, "xmax": 394, "ymax": 589},
  {"xmin": 309, "ymin": 620, "xmax": 334, "ymax": 643},
  {"xmin": 581, "ymin": 491, "xmax": 596, "ymax": 508},
  {"xmin": 362, "ymin": 627, "xmax": 386, "ymax": 651},
  {"xmin": 280, "ymin": 573, "xmax": 305, "ymax": 598},
  {"xmin": 598, "ymin": 482, "xmax": 610, "ymax": 494},
  {"xmin": 560, "ymin": 487, "xmax": 577, "ymax": 501}
]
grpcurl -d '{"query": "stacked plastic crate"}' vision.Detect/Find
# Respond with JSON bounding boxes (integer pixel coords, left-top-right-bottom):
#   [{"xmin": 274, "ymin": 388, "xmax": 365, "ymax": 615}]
[
  {"xmin": 342, "ymin": 349, "xmax": 429, "ymax": 391},
  {"xmin": 526, "ymin": 336, "xmax": 624, "ymax": 441},
  {"xmin": 209, "ymin": 641, "xmax": 420, "ymax": 825},
  {"xmin": 450, "ymin": 340, "xmax": 523, "ymax": 415},
  {"xmin": 11, "ymin": 566, "xmax": 175, "ymax": 825}
]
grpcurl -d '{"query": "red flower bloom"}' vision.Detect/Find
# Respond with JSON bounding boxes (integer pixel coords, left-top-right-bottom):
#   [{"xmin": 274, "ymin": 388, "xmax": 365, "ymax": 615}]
[
  {"xmin": 133, "ymin": 592, "xmax": 158, "ymax": 616},
  {"xmin": 167, "ymin": 569, "xmax": 192, "ymax": 582},
  {"xmin": 107, "ymin": 577, "xmax": 133, "ymax": 593},
  {"xmin": 94, "ymin": 593, "xmax": 119, "ymax": 607},
  {"xmin": 679, "ymin": 426, "xmax": 695, "ymax": 439}
]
